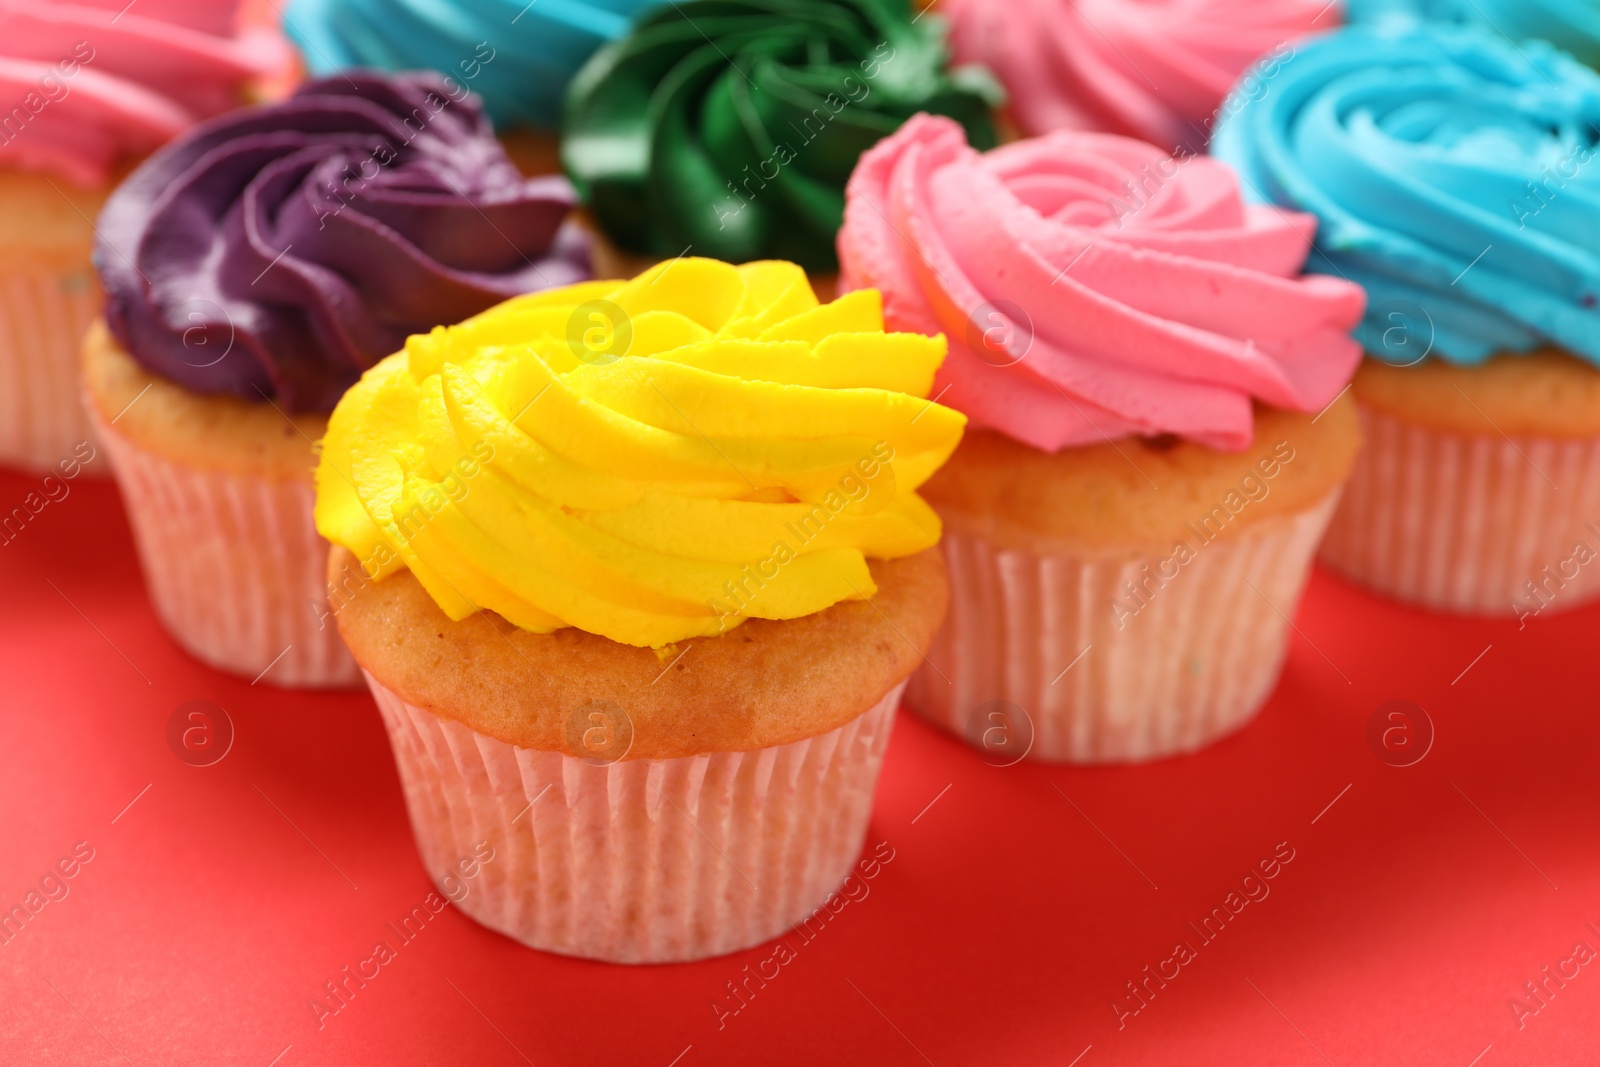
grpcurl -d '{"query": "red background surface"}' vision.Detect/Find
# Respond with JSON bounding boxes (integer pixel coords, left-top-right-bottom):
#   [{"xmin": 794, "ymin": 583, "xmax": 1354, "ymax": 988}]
[{"xmin": 2, "ymin": 467, "xmax": 1596, "ymax": 1066}]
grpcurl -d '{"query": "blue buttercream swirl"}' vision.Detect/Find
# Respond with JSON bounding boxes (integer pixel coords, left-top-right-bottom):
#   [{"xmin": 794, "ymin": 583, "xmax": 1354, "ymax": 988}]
[
  {"xmin": 1348, "ymin": 0, "xmax": 1600, "ymax": 70},
  {"xmin": 1211, "ymin": 25, "xmax": 1600, "ymax": 365},
  {"xmin": 283, "ymin": 0, "xmax": 663, "ymax": 130}
]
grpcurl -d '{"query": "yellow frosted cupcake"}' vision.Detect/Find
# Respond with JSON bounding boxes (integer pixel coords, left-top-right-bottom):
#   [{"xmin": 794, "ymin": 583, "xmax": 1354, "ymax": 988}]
[{"xmin": 315, "ymin": 257, "xmax": 964, "ymax": 962}]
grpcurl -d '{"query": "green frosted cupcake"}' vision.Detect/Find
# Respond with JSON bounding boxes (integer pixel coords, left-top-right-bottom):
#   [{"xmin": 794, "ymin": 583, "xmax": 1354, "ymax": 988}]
[{"xmin": 563, "ymin": 0, "xmax": 1001, "ymax": 276}]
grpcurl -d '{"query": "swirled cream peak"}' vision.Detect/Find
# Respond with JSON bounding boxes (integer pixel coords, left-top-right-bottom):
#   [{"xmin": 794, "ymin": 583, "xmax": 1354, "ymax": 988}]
[
  {"xmin": 314, "ymin": 258, "xmax": 966, "ymax": 648},
  {"xmin": 1350, "ymin": 0, "xmax": 1600, "ymax": 70},
  {"xmin": 0, "ymin": 1, "xmax": 289, "ymax": 186},
  {"xmin": 285, "ymin": 0, "xmax": 664, "ymax": 130},
  {"xmin": 838, "ymin": 114, "xmax": 1365, "ymax": 452},
  {"xmin": 944, "ymin": 0, "xmax": 1334, "ymax": 149},
  {"xmin": 563, "ymin": 0, "xmax": 1001, "ymax": 272},
  {"xmin": 96, "ymin": 72, "xmax": 590, "ymax": 414},
  {"xmin": 1212, "ymin": 25, "xmax": 1600, "ymax": 365}
]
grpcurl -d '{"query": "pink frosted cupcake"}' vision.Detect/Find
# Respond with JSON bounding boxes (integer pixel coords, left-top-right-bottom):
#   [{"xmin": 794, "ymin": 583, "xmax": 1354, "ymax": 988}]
[
  {"xmin": 839, "ymin": 114, "xmax": 1366, "ymax": 763},
  {"xmin": 315, "ymin": 257, "xmax": 964, "ymax": 961},
  {"xmin": 0, "ymin": 1, "xmax": 288, "ymax": 473},
  {"xmin": 943, "ymin": 0, "xmax": 1336, "ymax": 149}
]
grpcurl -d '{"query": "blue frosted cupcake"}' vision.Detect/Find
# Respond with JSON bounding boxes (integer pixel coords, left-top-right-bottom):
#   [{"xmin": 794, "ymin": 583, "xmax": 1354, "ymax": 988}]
[
  {"xmin": 282, "ymin": 0, "xmax": 663, "ymax": 173},
  {"xmin": 1349, "ymin": 0, "xmax": 1600, "ymax": 71},
  {"xmin": 1213, "ymin": 25, "xmax": 1600, "ymax": 617}
]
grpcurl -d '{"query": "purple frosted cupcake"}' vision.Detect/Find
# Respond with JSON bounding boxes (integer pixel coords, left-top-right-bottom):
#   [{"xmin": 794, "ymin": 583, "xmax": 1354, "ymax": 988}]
[{"xmin": 82, "ymin": 71, "xmax": 590, "ymax": 687}]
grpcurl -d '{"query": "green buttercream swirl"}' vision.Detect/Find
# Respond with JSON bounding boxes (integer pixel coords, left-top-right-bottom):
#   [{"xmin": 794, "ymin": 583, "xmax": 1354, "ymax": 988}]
[{"xmin": 563, "ymin": 0, "xmax": 1001, "ymax": 272}]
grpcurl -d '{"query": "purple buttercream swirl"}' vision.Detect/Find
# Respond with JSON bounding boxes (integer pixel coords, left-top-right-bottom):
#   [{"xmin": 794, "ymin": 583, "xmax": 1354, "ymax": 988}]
[{"xmin": 96, "ymin": 71, "xmax": 591, "ymax": 413}]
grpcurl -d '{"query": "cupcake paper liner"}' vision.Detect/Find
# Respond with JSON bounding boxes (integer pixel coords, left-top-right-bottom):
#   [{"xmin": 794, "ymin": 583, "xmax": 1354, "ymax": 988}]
[
  {"xmin": 0, "ymin": 265, "xmax": 102, "ymax": 473},
  {"xmin": 92, "ymin": 411, "xmax": 361, "ymax": 688},
  {"xmin": 1319, "ymin": 404, "xmax": 1600, "ymax": 616},
  {"xmin": 365, "ymin": 672, "xmax": 905, "ymax": 963},
  {"xmin": 907, "ymin": 492, "xmax": 1341, "ymax": 764}
]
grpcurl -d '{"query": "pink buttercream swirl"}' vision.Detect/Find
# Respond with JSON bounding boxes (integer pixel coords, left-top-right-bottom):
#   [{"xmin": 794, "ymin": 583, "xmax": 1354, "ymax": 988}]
[
  {"xmin": 0, "ymin": 1, "xmax": 289, "ymax": 186},
  {"xmin": 944, "ymin": 0, "xmax": 1335, "ymax": 149},
  {"xmin": 838, "ymin": 114, "xmax": 1365, "ymax": 452}
]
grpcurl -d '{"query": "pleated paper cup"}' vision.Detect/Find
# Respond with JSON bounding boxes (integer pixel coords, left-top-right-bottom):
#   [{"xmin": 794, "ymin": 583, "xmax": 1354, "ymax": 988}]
[
  {"xmin": 82, "ymin": 321, "xmax": 361, "ymax": 688},
  {"xmin": 906, "ymin": 403, "xmax": 1362, "ymax": 766},
  {"xmin": 1319, "ymin": 403, "xmax": 1600, "ymax": 616},
  {"xmin": 0, "ymin": 170, "xmax": 108, "ymax": 474},
  {"xmin": 330, "ymin": 546, "xmax": 948, "ymax": 963},
  {"xmin": 0, "ymin": 265, "xmax": 104, "ymax": 473},
  {"xmin": 907, "ymin": 491, "xmax": 1340, "ymax": 764},
  {"xmin": 367, "ymin": 673, "xmax": 903, "ymax": 963}
]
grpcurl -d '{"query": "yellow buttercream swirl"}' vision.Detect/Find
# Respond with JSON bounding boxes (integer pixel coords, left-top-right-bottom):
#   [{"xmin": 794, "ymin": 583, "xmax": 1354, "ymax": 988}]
[{"xmin": 313, "ymin": 258, "xmax": 966, "ymax": 648}]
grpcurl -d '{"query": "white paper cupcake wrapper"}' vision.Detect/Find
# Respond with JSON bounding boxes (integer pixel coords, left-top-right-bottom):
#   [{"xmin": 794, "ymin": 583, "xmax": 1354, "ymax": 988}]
[
  {"xmin": 0, "ymin": 265, "xmax": 102, "ymax": 473},
  {"xmin": 92, "ymin": 412, "xmax": 361, "ymax": 688},
  {"xmin": 906, "ymin": 493, "xmax": 1340, "ymax": 764},
  {"xmin": 1319, "ymin": 403, "xmax": 1600, "ymax": 616},
  {"xmin": 365, "ymin": 672, "xmax": 904, "ymax": 963}
]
